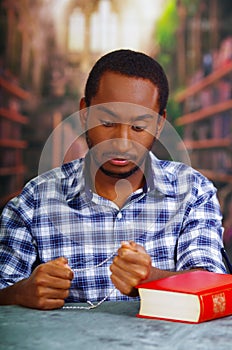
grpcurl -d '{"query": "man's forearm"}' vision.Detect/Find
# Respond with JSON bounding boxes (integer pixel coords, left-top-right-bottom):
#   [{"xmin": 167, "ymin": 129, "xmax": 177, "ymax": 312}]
[
  {"xmin": 142, "ymin": 266, "xmax": 204, "ymax": 284},
  {"xmin": 130, "ymin": 266, "xmax": 205, "ymax": 297}
]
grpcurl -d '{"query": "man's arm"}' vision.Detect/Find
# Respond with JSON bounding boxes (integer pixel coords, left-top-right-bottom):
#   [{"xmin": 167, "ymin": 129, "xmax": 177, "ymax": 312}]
[{"xmin": 0, "ymin": 257, "xmax": 73, "ymax": 310}]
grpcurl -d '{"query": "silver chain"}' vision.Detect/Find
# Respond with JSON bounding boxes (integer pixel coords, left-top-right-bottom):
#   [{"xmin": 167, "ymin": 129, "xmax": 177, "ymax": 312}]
[
  {"xmin": 62, "ymin": 250, "xmax": 117, "ymax": 310},
  {"xmin": 72, "ymin": 250, "xmax": 117, "ymax": 272},
  {"xmin": 62, "ymin": 287, "xmax": 116, "ymax": 310}
]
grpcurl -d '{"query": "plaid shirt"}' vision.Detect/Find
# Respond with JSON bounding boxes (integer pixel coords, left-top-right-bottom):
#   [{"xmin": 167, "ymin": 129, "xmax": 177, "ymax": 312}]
[{"xmin": 0, "ymin": 152, "xmax": 226, "ymax": 302}]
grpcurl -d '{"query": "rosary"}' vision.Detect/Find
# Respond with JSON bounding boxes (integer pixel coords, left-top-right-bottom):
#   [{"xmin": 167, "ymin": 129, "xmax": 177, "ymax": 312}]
[{"xmin": 62, "ymin": 250, "xmax": 117, "ymax": 310}]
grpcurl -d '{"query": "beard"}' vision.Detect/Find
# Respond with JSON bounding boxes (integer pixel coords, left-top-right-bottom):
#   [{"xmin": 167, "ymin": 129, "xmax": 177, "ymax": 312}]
[
  {"xmin": 99, "ymin": 163, "xmax": 141, "ymax": 179},
  {"xmin": 85, "ymin": 131, "xmax": 151, "ymax": 179}
]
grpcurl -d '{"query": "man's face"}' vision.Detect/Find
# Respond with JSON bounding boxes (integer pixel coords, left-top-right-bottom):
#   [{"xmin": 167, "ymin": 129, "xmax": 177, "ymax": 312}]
[{"xmin": 81, "ymin": 72, "xmax": 165, "ymax": 179}]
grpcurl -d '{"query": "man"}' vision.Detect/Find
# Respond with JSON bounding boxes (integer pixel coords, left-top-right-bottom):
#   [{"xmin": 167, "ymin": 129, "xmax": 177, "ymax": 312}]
[{"xmin": 0, "ymin": 49, "xmax": 226, "ymax": 310}]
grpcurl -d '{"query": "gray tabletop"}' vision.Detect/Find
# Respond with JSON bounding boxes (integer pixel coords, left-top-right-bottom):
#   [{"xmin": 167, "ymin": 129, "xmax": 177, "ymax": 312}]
[{"xmin": 0, "ymin": 301, "xmax": 231, "ymax": 350}]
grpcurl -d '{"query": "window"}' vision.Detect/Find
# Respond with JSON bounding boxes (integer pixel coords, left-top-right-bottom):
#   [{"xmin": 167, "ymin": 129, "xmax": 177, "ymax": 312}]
[
  {"xmin": 90, "ymin": 0, "xmax": 118, "ymax": 52},
  {"xmin": 68, "ymin": 7, "xmax": 85, "ymax": 52}
]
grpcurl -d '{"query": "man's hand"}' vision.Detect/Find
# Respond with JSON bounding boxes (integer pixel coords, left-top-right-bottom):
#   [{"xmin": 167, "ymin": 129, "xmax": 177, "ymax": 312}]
[
  {"xmin": 110, "ymin": 241, "xmax": 152, "ymax": 297},
  {"xmin": 0, "ymin": 257, "xmax": 74, "ymax": 310},
  {"xmin": 110, "ymin": 241, "xmax": 203, "ymax": 298}
]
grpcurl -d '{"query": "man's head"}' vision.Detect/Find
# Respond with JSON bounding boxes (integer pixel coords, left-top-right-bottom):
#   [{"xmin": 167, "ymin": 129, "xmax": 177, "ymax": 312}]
[
  {"xmin": 80, "ymin": 49, "xmax": 169, "ymax": 183},
  {"xmin": 84, "ymin": 49, "xmax": 169, "ymax": 116}
]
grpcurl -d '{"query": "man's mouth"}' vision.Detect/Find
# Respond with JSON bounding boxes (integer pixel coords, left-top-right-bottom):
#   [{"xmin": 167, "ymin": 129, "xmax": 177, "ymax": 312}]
[{"xmin": 109, "ymin": 158, "xmax": 130, "ymax": 166}]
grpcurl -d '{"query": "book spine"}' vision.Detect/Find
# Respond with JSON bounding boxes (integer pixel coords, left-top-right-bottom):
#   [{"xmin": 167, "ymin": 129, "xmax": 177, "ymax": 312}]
[{"xmin": 199, "ymin": 287, "xmax": 232, "ymax": 322}]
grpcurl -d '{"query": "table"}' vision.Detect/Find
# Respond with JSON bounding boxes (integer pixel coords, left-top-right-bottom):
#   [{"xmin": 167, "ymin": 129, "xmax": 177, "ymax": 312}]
[{"xmin": 0, "ymin": 301, "xmax": 231, "ymax": 350}]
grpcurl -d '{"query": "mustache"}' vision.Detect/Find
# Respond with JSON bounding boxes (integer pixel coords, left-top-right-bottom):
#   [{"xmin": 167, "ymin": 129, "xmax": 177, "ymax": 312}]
[{"xmin": 101, "ymin": 152, "xmax": 137, "ymax": 161}]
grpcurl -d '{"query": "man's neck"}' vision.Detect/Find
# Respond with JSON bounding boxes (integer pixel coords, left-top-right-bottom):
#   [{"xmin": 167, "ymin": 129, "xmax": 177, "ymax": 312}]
[{"xmin": 89, "ymin": 163, "xmax": 145, "ymax": 208}]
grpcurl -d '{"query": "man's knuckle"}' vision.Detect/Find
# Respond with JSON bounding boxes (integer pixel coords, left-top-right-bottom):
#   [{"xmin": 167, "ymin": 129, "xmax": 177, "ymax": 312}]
[
  {"xmin": 36, "ymin": 264, "xmax": 46, "ymax": 273},
  {"xmin": 124, "ymin": 285, "xmax": 133, "ymax": 295},
  {"xmin": 37, "ymin": 298, "xmax": 47, "ymax": 309},
  {"xmin": 64, "ymin": 290, "xmax": 69, "ymax": 298}
]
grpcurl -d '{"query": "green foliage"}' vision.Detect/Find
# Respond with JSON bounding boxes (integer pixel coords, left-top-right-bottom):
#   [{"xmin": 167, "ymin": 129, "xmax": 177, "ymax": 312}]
[
  {"xmin": 154, "ymin": 0, "xmax": 201, "ymax": 68},
  {"xmin": 155, "ymin": 0, "xmax": 179, "ymax": 52},
  {"xmin": 180, "ymin": 0, "xmax": 201, "ymax": 16},
  {"xmin": 154, "ymin": 0, "xmax": 202, "ymax": 137},
  {"xmin": 167, "ymin": 98, "xmax": 183, "ymax": 136}
]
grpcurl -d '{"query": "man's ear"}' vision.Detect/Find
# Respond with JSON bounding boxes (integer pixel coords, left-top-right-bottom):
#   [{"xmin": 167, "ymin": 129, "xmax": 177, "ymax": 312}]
[
  {"xmin": 79, "ymin": 97, "xmax": 88, "ymax": 129},
  {"xmin": 156, "ymin": 109, "xmax": 166, "ymax": 138}
]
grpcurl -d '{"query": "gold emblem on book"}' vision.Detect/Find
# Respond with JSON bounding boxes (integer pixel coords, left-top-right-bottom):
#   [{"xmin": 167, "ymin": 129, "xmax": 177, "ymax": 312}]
[{"xmin": 212, "ymin": 293, "xmax": 226, "ymax": 314}]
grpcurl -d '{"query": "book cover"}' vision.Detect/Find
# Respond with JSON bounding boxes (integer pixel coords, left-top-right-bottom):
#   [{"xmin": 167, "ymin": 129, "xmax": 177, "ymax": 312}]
[{"xmin": 136, "ymin": 270, "xmax": 232, "ymax": 324}]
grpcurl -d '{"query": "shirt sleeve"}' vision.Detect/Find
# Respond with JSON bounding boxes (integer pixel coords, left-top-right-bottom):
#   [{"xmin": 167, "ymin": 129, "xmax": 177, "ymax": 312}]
[
  {"xmin": 176, "ymin": 172, "xmax": 227, "ymax": 274},
  {"xmin": 0, "ymin": 182, "xmax": 38, "ymax": 289}
]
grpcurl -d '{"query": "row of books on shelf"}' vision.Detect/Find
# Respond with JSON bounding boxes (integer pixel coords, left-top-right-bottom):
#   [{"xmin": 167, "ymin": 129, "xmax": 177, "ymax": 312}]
[
  {"xmin": 183, "ymin": 78, "xmax": 232, "ymax": 113},
  {"xmin": 189, "ymin": 36, "xmax": 232, "ymax": 86},
  {"xmin": 190, "ymin": 149, "xmax": 232, "ymax": 174},
  {"xmin": 212, "ymin": 113, "xmax": 232, "ymax": 139},
  {"xmin": 0, "ymin": 118, "xmax": 23, "ymax": 139},
  {"xmin": 0, "ymin": 149, "xmax": 23, "ymax": 168},
  {"xmin": 0, "ymin": 89, "xmax": 24, "ymax": 112},
  {"xmin": 214, "ymin": 36, "xmax": 232, "ymax": 69},
  {"xmin": 0, "ymin": 174, "xmax": 23, "ymax": 200},
  {"xmin": 183, "ymin": 112, "xmax": 232, "ymax": 141}
]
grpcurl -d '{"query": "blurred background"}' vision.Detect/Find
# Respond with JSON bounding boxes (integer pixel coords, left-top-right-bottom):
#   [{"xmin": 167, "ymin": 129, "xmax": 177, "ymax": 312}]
[{"xmin": 0, "ymin": 0, "xmax": 232, "ymax": 253}]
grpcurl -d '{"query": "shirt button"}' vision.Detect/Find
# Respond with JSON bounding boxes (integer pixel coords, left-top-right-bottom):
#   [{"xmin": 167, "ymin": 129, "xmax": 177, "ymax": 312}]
[{"xmin": 117, "ymin": 212, "xmax": 122, "ymax": 219}]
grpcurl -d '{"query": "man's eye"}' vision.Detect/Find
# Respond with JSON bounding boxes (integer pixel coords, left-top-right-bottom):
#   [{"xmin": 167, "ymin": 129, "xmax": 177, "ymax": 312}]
[
  {"xmin": 100, "ymin": 120, "xmax": 115, "ymax": 127},
  {"xmin": 132, "ymin": 125, "xmax": 146, "ymax": 131}
]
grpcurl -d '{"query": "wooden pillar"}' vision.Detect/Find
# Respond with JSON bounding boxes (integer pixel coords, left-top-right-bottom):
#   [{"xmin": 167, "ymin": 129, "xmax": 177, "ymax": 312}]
[
  {"xmin": 191, "ymin": 9, "xmax": 201, "ymax": 73},
  {"xmin": 80, "ymin": 9, "xmax": 91, "ymax": 72},
  {"xmin": 176, "ymin": 1, "xmax": 187, "ymax": 85},
  {"xmin": 4, "ymin": 1, "xmax": 16, "ymax": 69},
  {"xmin": 52, "ymin": 111, "xmax": 63, "ymax": 169},
  {"xmin": 209, "ymin": 0, "xmax": 219, "ymax": 50},
  {"xmin": 19, "ymin": 22, "xmax": 31, "ymax": 82}
]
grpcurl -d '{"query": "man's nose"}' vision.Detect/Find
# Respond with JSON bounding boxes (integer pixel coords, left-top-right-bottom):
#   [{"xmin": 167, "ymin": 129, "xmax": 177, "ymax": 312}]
[{"xmin": 112, "ymin": 124, "xmax": 132, "ymax": 152}]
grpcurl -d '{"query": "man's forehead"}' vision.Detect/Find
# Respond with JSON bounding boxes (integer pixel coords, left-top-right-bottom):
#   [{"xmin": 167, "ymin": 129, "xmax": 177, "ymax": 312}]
[{"xmin": 88, "ymin": 102, "xmax": 159, "ymax": 120}]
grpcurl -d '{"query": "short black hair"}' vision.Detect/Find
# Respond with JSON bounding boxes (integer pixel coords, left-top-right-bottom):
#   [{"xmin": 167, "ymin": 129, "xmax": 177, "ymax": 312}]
[{"xmin": 84, "ymin": 49, "xmax": 169, "ymax": 115}]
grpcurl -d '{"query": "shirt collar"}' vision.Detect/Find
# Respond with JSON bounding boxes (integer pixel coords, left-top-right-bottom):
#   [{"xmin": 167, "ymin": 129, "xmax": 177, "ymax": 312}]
[
  {"xmin": 147, "ymin": 152, "xmax": 177, "ymax": 197},
  {"xmin": 60, "ymin": 159, "xmax": 86, "ymax": 202},
  {"xmin": 61, "ymin": 151, "xmax": 178, "ymax": 203}
]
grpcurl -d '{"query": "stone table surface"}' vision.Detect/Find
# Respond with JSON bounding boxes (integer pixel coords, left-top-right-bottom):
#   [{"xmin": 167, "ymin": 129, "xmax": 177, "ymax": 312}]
[{"xmin": 0, "ymin": 301, "xmax": 231, "ymax": 350}]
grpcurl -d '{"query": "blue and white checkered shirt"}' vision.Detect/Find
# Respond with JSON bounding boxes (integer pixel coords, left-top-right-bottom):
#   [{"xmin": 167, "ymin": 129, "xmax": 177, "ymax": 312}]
[{"xmin": 0, "ymin": 152, "xmax": 227, "ymax": 302}]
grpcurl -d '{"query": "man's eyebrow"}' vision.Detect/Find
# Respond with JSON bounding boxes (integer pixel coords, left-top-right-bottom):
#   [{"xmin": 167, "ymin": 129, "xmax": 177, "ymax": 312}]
[
  {"xmin": 134, "ymin": 114, "xmax": 154, "ymax": 121},
  {"xmin": 96, "ymin": 106, "xmax": 119, "ymax": 118},
  {"xmin": 96, "ymin": 106, "xmax": 155, "ymax": 121}
]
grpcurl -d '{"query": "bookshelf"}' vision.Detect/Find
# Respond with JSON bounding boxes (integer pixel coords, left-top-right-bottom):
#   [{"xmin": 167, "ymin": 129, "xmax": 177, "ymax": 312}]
[
  {"xmin": 0, "ymin": 75, "xmax": 29, "ymax": 209},
  {"xmin": 175, "ymin": 59, "xmax": 232, "ymax": 186}
]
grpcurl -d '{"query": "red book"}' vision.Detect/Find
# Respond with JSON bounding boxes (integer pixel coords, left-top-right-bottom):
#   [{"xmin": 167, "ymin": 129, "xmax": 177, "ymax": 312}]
[{"xmin": 136, "ymin": 270, "xmax": 232, "ymax": 324}]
